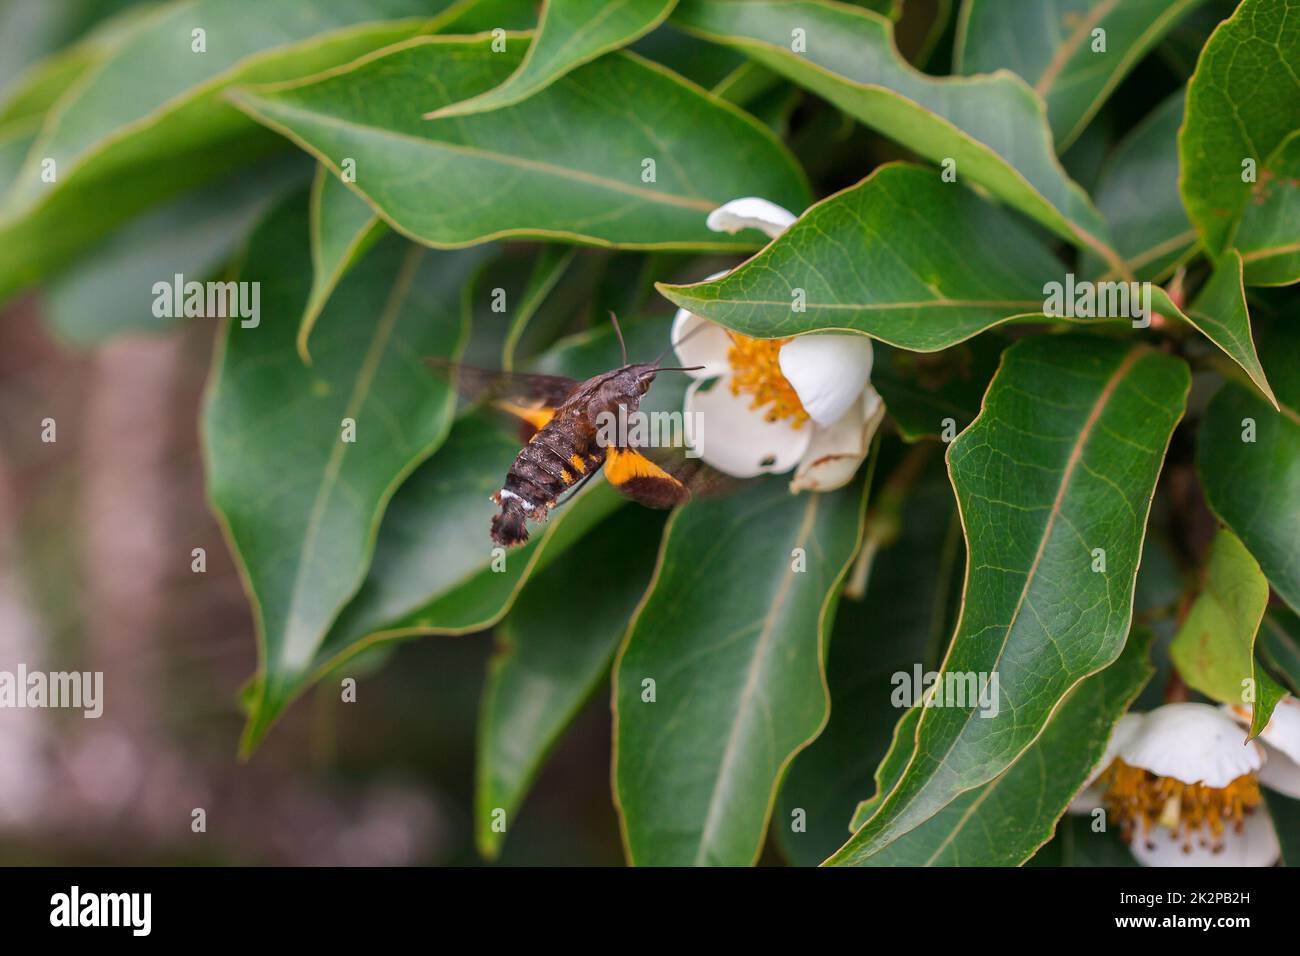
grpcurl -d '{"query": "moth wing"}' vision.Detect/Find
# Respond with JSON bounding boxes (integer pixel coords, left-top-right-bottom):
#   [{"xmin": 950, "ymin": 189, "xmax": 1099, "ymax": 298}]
[
  {"xmin": 603, "ymin": 446, "xmax": 691, "ymax": 509},
  {"xmin": 424, "ymin": 359, "xmax": 580, "ymax": 436}
]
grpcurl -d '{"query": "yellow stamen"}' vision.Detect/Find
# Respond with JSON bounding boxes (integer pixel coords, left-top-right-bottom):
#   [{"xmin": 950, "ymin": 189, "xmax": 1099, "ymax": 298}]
[
  {"xmin": 1100, "ymin": 758, "xmax": 1262, "ymax": 853},
  {"xmin": 725, "ymin": 332, "xmax": 809, "ymax": 427}
]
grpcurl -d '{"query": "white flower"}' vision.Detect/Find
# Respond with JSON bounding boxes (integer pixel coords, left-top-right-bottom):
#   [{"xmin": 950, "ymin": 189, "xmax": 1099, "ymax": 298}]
[
  {"xmin": 673, "ymin": 198, "xmax": 885, "ymax": 492},
  {"xmin": 1070, "ymin": 702, "xmax": 1281, "ymax": 867}
]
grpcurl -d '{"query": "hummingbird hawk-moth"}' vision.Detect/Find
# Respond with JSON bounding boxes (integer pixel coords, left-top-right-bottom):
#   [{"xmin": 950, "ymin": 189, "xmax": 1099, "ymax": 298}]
[{"xmin": 429, "ymin": 315, "xmax": 716, "ymax": 547}]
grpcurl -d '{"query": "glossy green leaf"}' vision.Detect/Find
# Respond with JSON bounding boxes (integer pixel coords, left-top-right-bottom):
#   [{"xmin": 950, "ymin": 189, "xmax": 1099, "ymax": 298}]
[
  {"xmin": 1179, "ymin": 0, "xmax": 1300, "ymax": 258},
  {"xmin": 1083, "ymin": 90, "xmax": 1198, "ymax": 282},
  {"xmin": 203, "ymin": 196, "xmax": 491, "ymax": 755},
  {"xmin": 777, "ymin": 464, "xmax": 960, "ymax": 866},
  {"xmin": 613, "ymin": 474, "xmax": 870, "ymax": 866},
  {"xmin": 842, "ymin": 630, "xmax": 1153, "ymax": 866},
  {"xmin": 825, "ymin": 335, "xmax": 1189, "ymax": 865},
  {"xmin": 1235, "ymin": 131, "xmax": 1300, "ymax": 286},
  {"xmin": 477, "ymin": 505, "xmax": 664, "ymax": 858},
  {"xmin": 428, "ymin": 0, "xmax": 677, "ymax": 119},
  {"xmin": 870, "ymin": 337, "xmax": 1004, "ymax": 442},
  {"xmin": 1197, "ymin": 323, "xmax": 1300, "ymax": 615},
  {"xmin": 656, "ymin": 164, "xmax": 1060, "ymax": 351},
  {"xmin": 1183, "ymin": 250, "xmax": 1276, "ymax": 407},
  {"xmin": 0, "ymin": 0, "xmax": 462, "ymax": 301},
  {"xmin": 1169, "ymin": 528, "xmax": 1282, "ymax": 737},
  {"xmin": 954, "ymin": 0, "xmax": 1207, "ymax": 149},
  {"xmin": 670, "ymin": 0, "xmax": 1123, "ymax": 270},
  {"xmin": 299, "ymin": 163, "xmax": 385, "ymax": 362},
  {"xmin": 44, "ymin": 157, "xmax": 308, "ymax": 348},
  {"xmin": 229, "ymin": 35, "xmax": 810, "ymax": 252}
]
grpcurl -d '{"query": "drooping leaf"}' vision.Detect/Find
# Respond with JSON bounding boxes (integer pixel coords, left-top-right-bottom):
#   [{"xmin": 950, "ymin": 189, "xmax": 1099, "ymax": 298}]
[
  {"xmin": 1169, "ymin": 528, "xmax": 1283, "ymax": 737},
  {"xmin": 44, "ymin": 157, "xmax": 309, "ymax": 348},
  {"xmin": 656, "ymin": 164, "xmax": 1060, "ymax": 351},
  {"xmin": 825, "ymin": 335, "xmax": 1189, "ymax": 865},
  {"xmin": 202, "ymin": 196, "xmax": 491, "ymax": 755},
  {"xmin": 1183, "ymin": 250, "xmax": 1276, "ymax": 407},
  {"xmin": 954, "ymin": 0, "xmax": 1208, "ymax": 149},
  {"xmin": 299, "ymin": 163, "xmax": 386, "ymax": 362},
  {"xmin": 613, "ymin": 474, "xmax": 870, "ymax": 866},
  {"xmin": 477, "ymin": 505, "xmax": 664, "ymax": 858},
  {"xmin": 229, "ymin": 35, "xmax": 810, "ymax": 252},
  {"xmin": 428, "ymin": 0, "xmax": 678, "ymax": 119},
  {"xmin": 1082, "ymin": 90, "xmax": 1198, "ymax": 282},
  {"xmin": 776, "ymin": 460, "xmax": 960, "ymax": 866},
  {"xmin": 670, "ymin": 0, "xmax": 1123, "ymax": 269},
  {"xmin": 839, "ymin": 630, "xmax": 1153, "ymax": 866},
  {"xmin": 0, "ymin": 0, "xmax": 463, "ymax": 301},
  {"xmin": 1179, "ymin": 0, "xmax": 1300, "ymax": 259},
  {"xmin": 1197, "ymin": 323, "xmax": 1300, "ymax": 616}
]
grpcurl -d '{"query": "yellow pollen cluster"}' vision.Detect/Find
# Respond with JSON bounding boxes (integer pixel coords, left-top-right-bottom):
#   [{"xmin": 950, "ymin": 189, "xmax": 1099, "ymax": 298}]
[
  {"xmin": 725, "ymin": 333, "xmax": 809, "ymax": 427},
  {"xmin": 1100, "ymin": 758, "xmax": 1262, "ymax": 853}
]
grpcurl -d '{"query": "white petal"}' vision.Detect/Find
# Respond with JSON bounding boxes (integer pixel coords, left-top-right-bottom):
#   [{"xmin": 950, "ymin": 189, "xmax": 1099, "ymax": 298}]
[
  {"xmin": 1119, "ymin": 702, "xmax": 1264, "ymax": 788},
  {"xmin": 1130, "ymin": 806, "xmax": 1280, "ymax": 867},
  {"xmin": 706, "ymin": 197, "xmax": 797, "ymax": 240},
  {"xmin": 684, "ymin": 377, "xmax": 811, "ymax": 478},
  {"xmin": 670, "ymin": 307, "xmax": 731, "ymax": 378},
  {"xmin": 1258, "ymin": 742, "xmax": 1300, "ymax": 798},
  {"xmin": 790, "ymin": 387, "xmax": 885, "ymax": 493},
  {"xmin": 778, "ymin": 334, "xmax": 874, "ymax": 427},
  {"xmin": 1069, "ymin": 713, "xmax": 1147, "ymax": 813},
  {"xmin": 1223, "ymin": 696, "xmax": 1300, "ymax": 765}
]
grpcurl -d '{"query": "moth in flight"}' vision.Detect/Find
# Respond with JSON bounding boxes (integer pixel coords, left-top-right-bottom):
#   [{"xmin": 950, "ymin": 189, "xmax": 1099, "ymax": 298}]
[{"xmin": 429, "ymin": 316, "xmax": 718, "ymax": 546}]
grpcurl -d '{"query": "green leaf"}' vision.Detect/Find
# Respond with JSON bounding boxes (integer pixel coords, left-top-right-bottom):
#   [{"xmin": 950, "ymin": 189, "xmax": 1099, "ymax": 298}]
[
  {"xmin": 1235, "ymin": 131, "xmax": 1300, "ymax": 286},
  {"xmin": 613, "ymin": 474, "xmax": 870, "ymax": 866},
  {"xmin": 1179, "ymin": 0, "xmax": 1300, "ymax": 259},
  {"xmin": 477, "ymin": 505, "xmax": 664, "ymax": 858},
  {"xmin": 1083, "ymin": 90, "xmax": 1198, "ymax": 282},
  {"xmin": 656, "ymin": 164, "xmax": 1061, "ymax": 350},
  {"xmin": 1197, "ymin": 323, "xmax": 1300, "ymax": 616},
  {"xmin": 43, "ymin": 157, "xmax": 309, "ymax": 348},
  {"xmin": 229, "ymin": 35, "xmax": 810, "ymax": 252},
  {"xmin": 1183, "ymin": 250, "xmax": 1276, "ymax": 407},
  {"xmin": 202, "ymin": 196, "xmax": 490, "ymax": 755},
  {"xmin": 825, "ymin": 335, "xmax": 1189, "ymax": 865},
  {"xmin": 839, "ymin": 630, "xmax": 1154, "ymax": 866},
  {"xmin": 1261, "ymin": 609, "xmax": 1300, "ymax": 696},
  {"xmin": 670, "ymin": 0, "xmax": 1123, "ymax": 270},
  {"xmin": 0, "ymin": 0, "xmax": 463, "ymax": 300},
  {"xmin": 299, "ymin": 163, "xmax": 385, "ymax": 362},
  {"xmin": 954, "ymin": 0, "xmax": 1208, "ymax": 149},
  {"xmin": 1264, "ymin": 787, "xmax": 1300, "ymax": 866},
  {"xmin": 428, "ymin": 0, "xmax": 677, "ymax": 119},
  {"xmin": 1169, "ymin": 528, "xmax": 1282, "ymax": 737},
  {"xmin": 777, "ymin": 461, "xmax": 961, "ymax": 866},
  {"xmin": 871, "ymin": 337, "xmax": 1004, "ymax": 442},
  {"xmin": 1029, "ymin": 813, "xmax": 1138, "ymax": 866}
]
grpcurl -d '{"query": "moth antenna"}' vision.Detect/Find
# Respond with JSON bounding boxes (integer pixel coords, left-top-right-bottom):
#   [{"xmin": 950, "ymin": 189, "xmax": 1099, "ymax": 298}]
[
  {"xmin": 653, "ymin": 320, "xmax": 712, "ymax": 367},
  {"xmin": 608, "ymin": 311, "xmax": 629, "ymax": 366}
]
